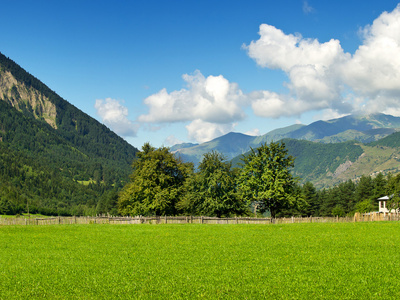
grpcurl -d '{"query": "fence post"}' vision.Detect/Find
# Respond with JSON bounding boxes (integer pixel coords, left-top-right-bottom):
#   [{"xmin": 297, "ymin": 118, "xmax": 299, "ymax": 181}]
[
  {"xmin": 165, "ymin": 215, "xmax": 167, "ymax": 224},
  {"xmin": 201, "ymin": 216, "xmax": 203, "ymax": 224}
]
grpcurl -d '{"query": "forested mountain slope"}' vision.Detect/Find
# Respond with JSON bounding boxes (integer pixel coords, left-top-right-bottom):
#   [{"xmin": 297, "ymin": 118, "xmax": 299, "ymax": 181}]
[
  {"xmin": 0, "ymin": 52, "xmax": 138, "ymax": 215},
  {"xmin": 232, "ymin": 135, "xmax": 400, "ymax": 189},
  {"xmin": 174, "ymin": 114, "xmax": 400, "ymax": 167}
]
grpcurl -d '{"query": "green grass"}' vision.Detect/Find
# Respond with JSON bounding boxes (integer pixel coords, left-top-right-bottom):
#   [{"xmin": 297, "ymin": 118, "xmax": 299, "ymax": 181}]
[{"xmin": 1, "ymin": 222, "xmax": 400, "ymax": 299}]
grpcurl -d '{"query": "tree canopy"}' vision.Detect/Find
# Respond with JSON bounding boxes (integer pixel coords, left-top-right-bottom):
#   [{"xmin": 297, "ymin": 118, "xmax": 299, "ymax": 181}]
[
  {"xmin": 178, "ymin": 151, "xmax": 248, "ymax": 217},
  {"xmin": 118, "ymin": 143, "xmax": 193, "ymax": 216},
  {"xmin": 238, "ymin": 141, "xmax": 298, "ymax": 218}
]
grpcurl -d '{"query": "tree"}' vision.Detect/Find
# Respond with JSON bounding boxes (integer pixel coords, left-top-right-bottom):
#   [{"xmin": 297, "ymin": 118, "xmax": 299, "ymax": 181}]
[
  {"xmin": 118, "ymin": 143, "xmax": 192, "ymax": 216},
  {"xmin": 372, "ymin": 173, "xmax": 387, "ymax": 199},
  {"xmin": 178, "ymin": 151, "xmax": 248, "ymax": 217},
  {"xmin": 355, "ymin": 175, "xmax": 374, "ymax": 203},
  {"xmin": 386, "ymin": 173, "xmax": 400, "ymax": 212},
  {"xmin": 302, "ymin": 181, "xmax": 319, "ymax": 216},
  {"xmin": 238, "ymin": 142, "xmax": 298, "ymax": 218},
  {"xmin": 0, "ymin": 196, "xmax": 11, "ymax": 215}
]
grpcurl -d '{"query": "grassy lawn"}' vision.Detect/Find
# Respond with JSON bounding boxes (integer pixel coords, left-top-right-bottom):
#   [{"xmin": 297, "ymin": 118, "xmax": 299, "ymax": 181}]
[{"xmin": 1, "ymin": 222, "xmax": 400, "ymax": 299}]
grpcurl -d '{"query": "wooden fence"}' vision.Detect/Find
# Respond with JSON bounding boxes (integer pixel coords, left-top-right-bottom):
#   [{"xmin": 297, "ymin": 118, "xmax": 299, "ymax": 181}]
[
  {"xmin": 1, "ymin": 212, "xmax": 399, "ymax": 226},
  {"xmin": 0, "ymin": 216, "xmax": 272, "ymax": 226}
]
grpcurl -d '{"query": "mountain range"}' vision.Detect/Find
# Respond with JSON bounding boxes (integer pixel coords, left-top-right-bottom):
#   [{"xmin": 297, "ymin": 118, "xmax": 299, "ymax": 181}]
[
  {"xmin": 1, "ymin": 50, "xmax": 400, "ymax": 217},
  {"xmin": 173, "ymin": 114, "xmax": 400, "ymax": 188}
]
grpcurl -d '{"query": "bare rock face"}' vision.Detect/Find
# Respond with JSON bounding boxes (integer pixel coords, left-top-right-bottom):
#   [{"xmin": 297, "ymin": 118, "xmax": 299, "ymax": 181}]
[
  {"xmin": 0, "ymin": 70, "xmax": 57, "ymax": 129},
  {"xmin": 333, "ymin": 160, "xmax": 353, "ymax": 178}
]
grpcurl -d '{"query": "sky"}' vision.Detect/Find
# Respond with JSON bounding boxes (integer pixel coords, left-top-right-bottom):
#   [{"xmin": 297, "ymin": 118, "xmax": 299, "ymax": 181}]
[{"xmin": 2, "ymin": 0, "xmax": 400, "ymax": 148}]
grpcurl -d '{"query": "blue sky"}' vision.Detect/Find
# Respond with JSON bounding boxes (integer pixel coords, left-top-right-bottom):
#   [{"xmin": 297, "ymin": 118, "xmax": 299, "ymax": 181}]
[{"xmin": 2, "ymin": 0, "xmax": 400, "ymax": 148}]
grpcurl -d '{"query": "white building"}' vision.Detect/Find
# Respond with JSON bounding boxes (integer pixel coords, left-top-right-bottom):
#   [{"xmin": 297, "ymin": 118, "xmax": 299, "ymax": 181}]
[
  {"xmin": 378, "ymin": 195, "xmax": 399, "ymax": 214},
  {"xmin": 378, "ymin": 196, "xmax": 390, "ymax": 213}
]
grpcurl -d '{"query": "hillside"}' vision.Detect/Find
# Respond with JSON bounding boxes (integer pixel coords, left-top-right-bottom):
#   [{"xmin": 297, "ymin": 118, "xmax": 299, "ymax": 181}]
[
  {"xmin": 231, "ymin": 136, "xmax": 400, "ymax": 189},
  {"xmin": 175, "ymin": 114, "xmax": 400, "ymax": 170},
  {"xmin": 0, "ymin": 52, "xmax": 138, "ymax": 215},
  {"xmin": 369, "ymin": 131, "xmax": 400, "ymax": 148},
  {"xmin": 287, "ymin": 114, "xmax": 400, "ymax": 141}
]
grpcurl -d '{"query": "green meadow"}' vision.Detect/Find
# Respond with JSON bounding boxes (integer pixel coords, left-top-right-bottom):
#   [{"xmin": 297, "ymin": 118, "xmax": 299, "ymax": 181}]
[{"xmin": 1, "ymin": 222, "xmax": 400, "ymax": 299}]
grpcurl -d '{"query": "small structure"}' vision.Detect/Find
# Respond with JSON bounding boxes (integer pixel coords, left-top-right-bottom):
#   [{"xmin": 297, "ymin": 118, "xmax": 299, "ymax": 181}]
[
  {"xmin": 378, "ymin": 196, "xmax": 390, "ymax": 213},
  {"xmin": 378, "ymin": 195, "xmax": 399, "ymax": 214}
]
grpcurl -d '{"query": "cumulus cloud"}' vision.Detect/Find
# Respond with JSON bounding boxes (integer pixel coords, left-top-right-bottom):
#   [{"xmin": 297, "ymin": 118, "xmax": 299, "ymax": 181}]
[
  {"xmin": 186, "ymin": 120, "xmax": 237, "ymax": 144},
  {"xmin": 343, "ymin": 4, "xmax": 400, "ymax": 113},
  {"xmin": 138, "ymin": 71, "xmax": 246, "ymax": 124},
  {"xmin": 164, "ymin": 135, "xmax": 184, "ymax": 146},
  {"xmin": 244, "ymin": 4, "xmax": 400, "ymax": 117},
  {"xmin": 245, "ymin": 128, "xmax": 260, "ymax": 136},
  {"xmin": 95, "ymin": 98, "xmax": 139, "ymax": 137},
  {"xmin": 138, "ymin": 71, "xmax": 246, "ymax": 142},
  {"xmin": 244, "ymin": 23, "xmax": 349, "ymax": 114}
]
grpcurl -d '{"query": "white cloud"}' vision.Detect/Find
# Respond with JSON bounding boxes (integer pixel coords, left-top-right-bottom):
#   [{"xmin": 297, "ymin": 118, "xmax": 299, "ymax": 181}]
[
  {"xmin": 244, "ymin": 4, "xmax": 400, "ymax": 118},
  {"xmin": 138, "ymin": 71, "xmax": 246, "ymax": 142},
  {"xmin": 343, "ymin": 4, "xmax": 400, "ymax": 109},
  {"xmin": 243, "ymin": 23, "xmax": 350, "ymax": 118},
  {"xmin": 249, "ymin": 91, "xmax": 290, "ymax": 118},
  {"xmin": 138, "ymin": 70, "xmax": 246, "ymax": 124},
  {"xmin": 244, "ymin": 24, "xmax": 345, "ymax": 71},
  {"xmin": 95, "ymin": 98, "xmax": 139, "ymax": 137},
  {"xmin": 164, "ymin": 135, "xmax": 184, "ymax": 146},
  {"xmin": 186, "ymin": 120, "xmax": 237, "ymax": 143},
  {"xmin": 245, "ymin": 128, "xmax": 260, "ymax": 136},
  {"xmin": 313, "ymin": 109, "xmax": 349, "ymax": 122}
]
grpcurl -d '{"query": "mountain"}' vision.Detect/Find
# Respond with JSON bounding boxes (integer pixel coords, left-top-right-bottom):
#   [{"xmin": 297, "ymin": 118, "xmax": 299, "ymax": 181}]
[
  {"xmin": 287, "ymin": 114, "xmax": 400, "ymax": 141},
  {"xmin": 170, "ymin": 142, "xmax": 198, "ymax": 152},
  {"xmin": 173, "ymin": 132, "xmax": 261, "ymax": 166},
  {"xmin": 174, "ymin": 114, "xmax": 400, "ymax": 167},
  {"xmin": 0, "ymin": 52, "xmax": 138, "ymax": 216},
  {"xmin": 230, "ymin": 135, "xmax": 400, "ymax": 189}
]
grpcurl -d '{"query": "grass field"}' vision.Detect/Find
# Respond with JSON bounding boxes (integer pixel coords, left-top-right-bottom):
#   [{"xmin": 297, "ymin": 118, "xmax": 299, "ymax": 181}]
[{"xmin": 1, "ymin": 222, "xmax": 400, "ymax": 299}]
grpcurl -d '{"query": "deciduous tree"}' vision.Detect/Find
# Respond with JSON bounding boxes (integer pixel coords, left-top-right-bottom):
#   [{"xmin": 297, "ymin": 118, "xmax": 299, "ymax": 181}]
[
  {"xmin": 238, "ymin": 142, "xmax": 297, "ymax": 218},
  {"xmin": 118, "ymin": 143, "xmax": 193, "ymax": 216},
  {"xmin": 178, "ymin": 151, "xmax": 247, "ymax": 217}
]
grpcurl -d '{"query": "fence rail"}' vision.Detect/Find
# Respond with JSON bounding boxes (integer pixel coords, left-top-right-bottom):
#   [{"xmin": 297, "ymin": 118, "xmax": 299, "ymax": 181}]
[{"xmin": 1, "ymin": 212, "xmax": 399, "ymax": 226}]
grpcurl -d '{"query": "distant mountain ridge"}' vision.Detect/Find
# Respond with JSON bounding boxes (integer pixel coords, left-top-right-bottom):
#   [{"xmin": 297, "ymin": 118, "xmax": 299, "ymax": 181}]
[
  {"xmin": 228, "ymin": 133, "xmax": 400, "ymax": 189},
  {"xmin": 173, "ymin": 113, "xmax": 400, "ymax": 167}
]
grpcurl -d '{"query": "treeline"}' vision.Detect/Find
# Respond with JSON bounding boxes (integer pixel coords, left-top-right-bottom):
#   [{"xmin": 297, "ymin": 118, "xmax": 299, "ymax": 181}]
[
  {"xmin": 118, "ymin": 142, "xmax": 399, "ymax": 218},
  {"xmin": 285, "ymin": 173, "xmax": 398, "ymax": 217},
  {"xmin": 119, "ymin": 142, "xmax": 297, "ymax": 218},
  {"xmin": 0, "ymin": 142, "xmax": 122, "ymax": 216}
]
